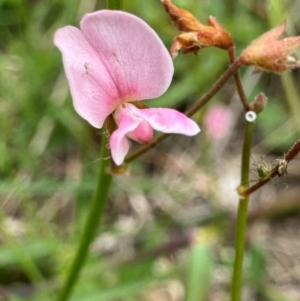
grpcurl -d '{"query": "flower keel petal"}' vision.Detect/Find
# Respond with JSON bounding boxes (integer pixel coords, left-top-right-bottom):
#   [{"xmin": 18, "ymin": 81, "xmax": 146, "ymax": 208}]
[{"xmin": 138, "ymin": 108, "xmax": 200, "ymax": 136}]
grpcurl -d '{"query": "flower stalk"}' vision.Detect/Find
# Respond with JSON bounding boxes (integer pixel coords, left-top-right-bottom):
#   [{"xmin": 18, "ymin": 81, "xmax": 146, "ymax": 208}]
[
  {"xmin": 56, "ymin": 129, "xmax": 112, "ymax": 301},
  {"xmin": 230, "ymin": 120, "xmax": 255, "ymax": 301},
  {"xmin": 227, "ymin": 47, "xmax": 249, "ymax": 111}
]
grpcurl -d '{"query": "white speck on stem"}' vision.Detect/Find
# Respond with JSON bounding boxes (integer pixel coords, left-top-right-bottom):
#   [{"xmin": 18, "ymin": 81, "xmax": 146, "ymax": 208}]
[{"xmin": 245, "ymin": 111, "xmax": 257, "ymax": 122}]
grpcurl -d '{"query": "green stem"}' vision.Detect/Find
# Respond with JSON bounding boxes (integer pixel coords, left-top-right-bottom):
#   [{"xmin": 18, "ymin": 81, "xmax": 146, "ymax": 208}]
[
  {"xmin": 56, "ymin": 129, "xmax": 112, "ymax": 301},
  {"xmin": 230, "ymin": 120, "xmax": 255, "ymax": 301},
  {"xmin": 106, "ymin": 0, "xmax": 123, "ymax": 10}
]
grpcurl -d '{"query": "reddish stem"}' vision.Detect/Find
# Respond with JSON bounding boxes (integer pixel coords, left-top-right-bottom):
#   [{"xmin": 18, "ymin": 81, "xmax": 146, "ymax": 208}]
[{"xmin": 228, "ymin": 47, "xmax": 249, "ymax": 111}]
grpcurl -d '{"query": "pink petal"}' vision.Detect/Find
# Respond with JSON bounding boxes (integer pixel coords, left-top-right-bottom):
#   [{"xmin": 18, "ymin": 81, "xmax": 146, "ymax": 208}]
[
  {"xmin": 54, "ymin": 26, "xmax": 120, "ymax": 128},
  {"xmin": 127, "ymin": 121, "xmax": 153, "ymax": 144},
  {"xmin": 137, "ymin": 108, "xmax": 200, "ymax": 135},
  {"xmin": 119, "ymin": 104, "xmax": 153, "ymax": 144},
  {"xmin": 80, "ymin": 10, "xmax": 174, "ymax": 101},
  {"xmin": 110, "ymin": 107, "xmax": 141, "ymax": 165}
]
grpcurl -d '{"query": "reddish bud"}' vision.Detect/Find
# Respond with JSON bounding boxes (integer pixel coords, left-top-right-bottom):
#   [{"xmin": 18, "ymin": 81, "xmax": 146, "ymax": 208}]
[
  {"xmin": 161, "ymin": 0, "xmax": 233, "ymax": 58},
  {"xmin": 240, "ymin": 22, "xmax": 300, "ymax": 73},
  {"xmin": 248, "ymin": 93, "xmax": 268, "ymax": 114}
]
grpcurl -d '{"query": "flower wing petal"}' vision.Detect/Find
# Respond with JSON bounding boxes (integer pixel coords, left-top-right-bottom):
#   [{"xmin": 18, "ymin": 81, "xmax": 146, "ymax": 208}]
[
  {"xmin": 138, "ymin": 108, "xmax": 200, "ymax": 135},
  {"xmin": 110, "ymin": 108, "xmax": 140, "ymax": 165},
  {"xmin": 54, "ymin": 26, "xmax": 119, "ymax": 128},
  {"xmin": 121, "ymin": 104, "xmax": 153, "ymax": 144},
  {"xmin": 80, "ymin": 10, "xmax": 174, "ymax": 101}
]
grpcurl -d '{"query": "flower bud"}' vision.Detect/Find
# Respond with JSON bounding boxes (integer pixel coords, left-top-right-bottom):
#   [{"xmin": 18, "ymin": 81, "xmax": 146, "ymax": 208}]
[
  {"xmin": 240, "ymin": 22, "xmax": 300, "ymax": 73},
  {"xmin": 161, "ymin": 0, "xmax": 233, "ymax": 58},
  {"xmin": 248, "ymin": 93, "xmax": 268, "ymax": 114}
]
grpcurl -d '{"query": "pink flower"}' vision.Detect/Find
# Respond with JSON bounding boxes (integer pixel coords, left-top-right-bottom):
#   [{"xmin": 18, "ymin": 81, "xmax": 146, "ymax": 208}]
[
  {"xmin": 54, "ymin": 10, "xmax": 200, "ymax": 165},
  {"xmin": 204, "ymin": 104, "xmax": 233, "ymax": 141}
]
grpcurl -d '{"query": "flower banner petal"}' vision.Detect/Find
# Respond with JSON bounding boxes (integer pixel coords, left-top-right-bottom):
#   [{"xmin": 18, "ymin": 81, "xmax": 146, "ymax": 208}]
[
  {"xmin": 80, "ymin": 10, "xmax": 174, "ymax": 102},
  {"xmin": 54, "ymin": 26, "xmax": 119, "ymax": 128}
]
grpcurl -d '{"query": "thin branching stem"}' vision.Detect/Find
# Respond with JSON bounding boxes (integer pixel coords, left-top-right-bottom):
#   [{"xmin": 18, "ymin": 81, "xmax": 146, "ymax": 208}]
[
  {"xmin": 239, "ymin": 138, "xmax": 300, "ymax": 197},
  {"xmin": 228, "ymin": 47, "xmax": 249, "ymax": 111}
]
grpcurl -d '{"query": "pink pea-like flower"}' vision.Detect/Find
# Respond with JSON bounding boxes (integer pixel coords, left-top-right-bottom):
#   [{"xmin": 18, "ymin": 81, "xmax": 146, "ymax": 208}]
[
  {"xmin": 54, "ymin": 10, "xmax": 200, "ymax": 165},
  {"xmin": 204, "ymin": 104, "xmax": 233, "ymax": 141}
]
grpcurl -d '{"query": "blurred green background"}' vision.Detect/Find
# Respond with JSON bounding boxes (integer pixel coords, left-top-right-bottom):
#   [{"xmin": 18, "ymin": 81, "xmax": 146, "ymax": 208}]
[{"xmin": 1, "ymin": 0, "xmax": 300, "ymax": 300}]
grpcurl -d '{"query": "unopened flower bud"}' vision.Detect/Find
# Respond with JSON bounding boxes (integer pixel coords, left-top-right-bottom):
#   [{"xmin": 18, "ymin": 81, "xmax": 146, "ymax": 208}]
[
  {"xmin": 240, "ymin": 22, "xmax": 300, "ymax": 73},
  {"xmin": 248, "ymin": 93, "xmax": 268, "ymax": 114}
]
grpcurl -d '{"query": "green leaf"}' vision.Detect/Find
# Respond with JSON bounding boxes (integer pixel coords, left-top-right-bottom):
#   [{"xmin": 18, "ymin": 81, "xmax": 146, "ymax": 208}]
[{"xmin": 185, "ymin": 243, "xmax": 214, "ymax": 301}]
